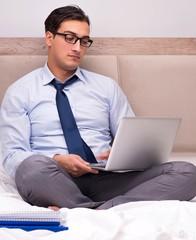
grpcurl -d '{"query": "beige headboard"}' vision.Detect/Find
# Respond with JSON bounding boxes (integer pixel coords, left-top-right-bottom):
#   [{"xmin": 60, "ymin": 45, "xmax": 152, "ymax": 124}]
[{"xmin": 0, "ymin": 38, "xmax": 196, "ymax": 153}]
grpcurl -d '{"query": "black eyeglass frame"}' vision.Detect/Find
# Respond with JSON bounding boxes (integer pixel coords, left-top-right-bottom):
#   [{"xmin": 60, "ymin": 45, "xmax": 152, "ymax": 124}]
[{"xmin": 55, "ymin": 32, "xmax": 93, "ymax": 48}]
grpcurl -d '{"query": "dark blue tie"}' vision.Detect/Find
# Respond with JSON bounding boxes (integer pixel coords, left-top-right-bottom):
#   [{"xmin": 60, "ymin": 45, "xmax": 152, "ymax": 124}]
[{"xmin": 51, "ymin": 76, "xmax": 97, "ymax": 163}]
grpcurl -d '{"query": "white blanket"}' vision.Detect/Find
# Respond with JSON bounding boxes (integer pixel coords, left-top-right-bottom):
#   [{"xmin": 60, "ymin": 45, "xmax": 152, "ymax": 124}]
[{"xmin": 0, "ymin": 192, "xmax": 196, "ymax": 240}]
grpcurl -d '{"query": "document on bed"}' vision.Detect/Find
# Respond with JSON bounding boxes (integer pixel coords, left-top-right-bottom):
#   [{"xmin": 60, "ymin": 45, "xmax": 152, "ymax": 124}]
[{"xmin": 0, "ymin": 211, "xmax": 68, "ymax": 232}]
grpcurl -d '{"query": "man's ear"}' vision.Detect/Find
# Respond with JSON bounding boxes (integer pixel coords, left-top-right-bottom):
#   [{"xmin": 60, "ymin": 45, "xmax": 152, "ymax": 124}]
[{"xmin": 45, "ymin": 31, "xmax": 54, "ymax": 47}]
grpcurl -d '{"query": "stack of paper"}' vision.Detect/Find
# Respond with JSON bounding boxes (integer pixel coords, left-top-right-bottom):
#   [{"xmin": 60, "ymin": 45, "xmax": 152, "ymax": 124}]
[{"xmin": 0, "ymin": 211, "xmax": 68, "ymax": 231}]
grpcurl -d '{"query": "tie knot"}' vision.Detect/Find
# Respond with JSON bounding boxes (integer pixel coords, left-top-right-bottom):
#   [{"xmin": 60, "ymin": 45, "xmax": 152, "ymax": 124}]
[
  {"xmin": 51, "ymin": 80, "xmax": 64, "ymax": 91},
  {"xmin": 51, "ymin": 75, "xmax": 78, "ymax": 90}
]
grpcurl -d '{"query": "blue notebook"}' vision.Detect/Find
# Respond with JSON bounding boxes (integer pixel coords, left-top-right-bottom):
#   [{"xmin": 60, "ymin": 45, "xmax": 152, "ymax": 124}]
[{"xmin": 0, "ymin": 211, "xmax": 68, "ymax": 232}]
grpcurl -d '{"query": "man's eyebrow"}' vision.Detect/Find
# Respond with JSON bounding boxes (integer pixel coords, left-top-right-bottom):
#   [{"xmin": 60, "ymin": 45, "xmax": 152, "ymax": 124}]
[{"xmin": 63, "ymin": 31, "xmax": 90, "ymax": 38}]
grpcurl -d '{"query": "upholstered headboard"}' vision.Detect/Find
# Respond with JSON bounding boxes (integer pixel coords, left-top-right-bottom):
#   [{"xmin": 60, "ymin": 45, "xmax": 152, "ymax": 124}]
[{"xmin": 0, "ymin": 38, "xmax": 196, "ymax": 153}]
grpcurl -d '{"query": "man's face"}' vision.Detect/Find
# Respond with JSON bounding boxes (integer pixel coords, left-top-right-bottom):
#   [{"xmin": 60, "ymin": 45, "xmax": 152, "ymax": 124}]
[{"xmin": 46, "ymin": 20, "xmax": 90, "ymax": 76}]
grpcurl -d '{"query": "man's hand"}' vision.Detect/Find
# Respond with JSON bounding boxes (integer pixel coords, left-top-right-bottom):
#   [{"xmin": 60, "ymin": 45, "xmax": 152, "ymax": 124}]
[
  {"xmin": 53, "ymin": 154, "xmax": 99, "ymax": 177},
  {"xmin": 96, "ymin": 149, "xmax": 111, "ymax": 160}
]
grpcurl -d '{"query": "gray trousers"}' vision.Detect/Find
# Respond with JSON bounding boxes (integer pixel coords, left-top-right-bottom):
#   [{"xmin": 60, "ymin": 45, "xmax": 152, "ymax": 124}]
[{"xmin": 15, "ymin": 155, "xmax": 196, "ymax": 209}]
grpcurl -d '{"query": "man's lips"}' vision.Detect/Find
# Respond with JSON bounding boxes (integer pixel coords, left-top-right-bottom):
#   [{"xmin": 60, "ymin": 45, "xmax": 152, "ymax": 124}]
[{"xmin": 68, "ymin": 54, "xmax": 80, "ymax": 60}]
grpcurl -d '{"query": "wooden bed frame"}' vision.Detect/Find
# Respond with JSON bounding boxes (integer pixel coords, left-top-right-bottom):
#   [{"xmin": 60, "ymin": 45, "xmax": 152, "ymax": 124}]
[{"xmin": 0, "ymin": 37, "xmax": 196, "ymax": 55}]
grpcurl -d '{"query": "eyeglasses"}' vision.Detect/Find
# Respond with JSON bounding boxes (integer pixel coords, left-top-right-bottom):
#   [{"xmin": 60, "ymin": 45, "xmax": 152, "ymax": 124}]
[{"xmin": 55, "ymin": 32, "xmax": 93, "ymax": 48}]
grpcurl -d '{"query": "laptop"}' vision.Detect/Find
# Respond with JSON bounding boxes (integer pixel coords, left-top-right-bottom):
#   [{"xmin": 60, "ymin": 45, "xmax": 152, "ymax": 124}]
[{"xmin": 90, "ymin": 117, "xmax": 181, "ymax": 171}]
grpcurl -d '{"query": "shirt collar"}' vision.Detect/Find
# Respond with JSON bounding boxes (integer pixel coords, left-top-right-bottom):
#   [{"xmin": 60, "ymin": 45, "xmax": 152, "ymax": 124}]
[{"xmin": 42, "ymin": 63, "xmax": 85, "ymax": 85}]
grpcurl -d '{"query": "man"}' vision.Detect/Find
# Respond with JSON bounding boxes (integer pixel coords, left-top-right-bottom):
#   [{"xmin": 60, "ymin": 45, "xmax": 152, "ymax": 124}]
[{"xmin": 1, "ymin": 5, "xmax": 196, "ymax": 210}]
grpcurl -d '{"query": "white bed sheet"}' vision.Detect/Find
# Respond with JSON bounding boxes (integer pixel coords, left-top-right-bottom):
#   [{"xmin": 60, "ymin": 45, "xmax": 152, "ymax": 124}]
[
  {"xmin": 1, "ymin": 144, "xmax": 196, "ymax": 240},
  {"xmin": 0, "ymin": 193, "xmax": 196, "ymax": 240},
  {"xmin": 0, "ymin": 171, "xmax": 196, "ymax": 240}
]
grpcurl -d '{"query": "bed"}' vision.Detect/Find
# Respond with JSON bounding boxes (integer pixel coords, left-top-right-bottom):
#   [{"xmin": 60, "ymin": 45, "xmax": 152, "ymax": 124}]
[{"xmin": 0, "ymin": 37, "xmax": 196, "ymax": 239}]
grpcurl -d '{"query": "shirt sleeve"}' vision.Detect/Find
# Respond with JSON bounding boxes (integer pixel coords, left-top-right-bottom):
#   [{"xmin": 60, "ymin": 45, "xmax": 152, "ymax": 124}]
[
  {"xmin": 0, "ymin": 84, "xmax": 37, "ymax": 179},
  {"xmin": 107, "ymin": 79, "xmax": 135, "ymax": 137}
]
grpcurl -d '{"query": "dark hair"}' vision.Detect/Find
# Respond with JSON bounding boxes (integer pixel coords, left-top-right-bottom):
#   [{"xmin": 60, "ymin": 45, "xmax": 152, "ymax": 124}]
[{"xmin": 44, "ymin": 5, "xmax": 90, "ymax": 33}]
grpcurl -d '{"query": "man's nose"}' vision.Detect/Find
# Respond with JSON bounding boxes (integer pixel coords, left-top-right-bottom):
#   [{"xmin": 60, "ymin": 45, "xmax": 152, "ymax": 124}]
[{"xmin": 72, "ymin": 39, "xmax": 81, "ymax": 51}]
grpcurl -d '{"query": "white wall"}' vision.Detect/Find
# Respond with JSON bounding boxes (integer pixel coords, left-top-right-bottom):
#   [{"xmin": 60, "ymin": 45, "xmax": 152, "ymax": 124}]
[{"xmin": 0, "ymin": 0, "xmax": 196, "ymax": 37}]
